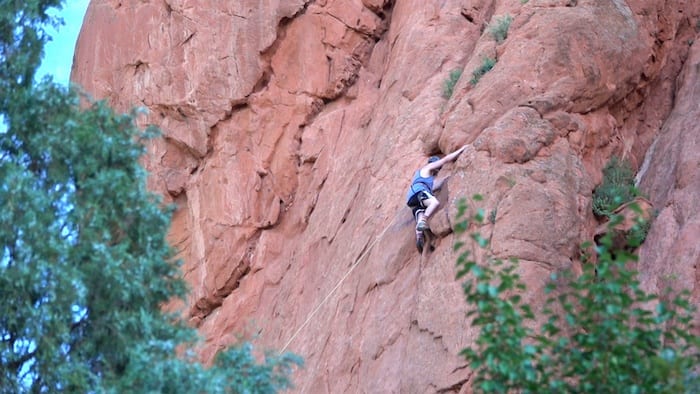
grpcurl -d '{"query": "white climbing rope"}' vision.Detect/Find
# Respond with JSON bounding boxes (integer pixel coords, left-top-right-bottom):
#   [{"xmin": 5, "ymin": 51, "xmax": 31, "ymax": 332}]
[{"xmin": 279, "ymin": 217, "xmax": 396, "ymax": 354}]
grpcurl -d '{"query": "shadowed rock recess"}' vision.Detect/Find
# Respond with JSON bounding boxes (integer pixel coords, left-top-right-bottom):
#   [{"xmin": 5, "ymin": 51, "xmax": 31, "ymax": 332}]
[{"xmin": 72, "ymin": 0, "xmax": 700, "ymax": 392}]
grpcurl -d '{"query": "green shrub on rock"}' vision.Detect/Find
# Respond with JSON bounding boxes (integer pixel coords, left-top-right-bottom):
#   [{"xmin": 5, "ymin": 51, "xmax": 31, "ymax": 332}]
[
  {"xmin": 488, "ymin": 15, "xmax": 513, "ymax": 43},
  {"xmin": 592, "ymin": 156, "xmax": 639, "ymax": 217},
  {"xmin": 470, "ymin": 57, "xmax": 497, "ymax": 85},
  {"xmin": 443, "ymin": 68, "xmax": 463, "ymax": 99}
]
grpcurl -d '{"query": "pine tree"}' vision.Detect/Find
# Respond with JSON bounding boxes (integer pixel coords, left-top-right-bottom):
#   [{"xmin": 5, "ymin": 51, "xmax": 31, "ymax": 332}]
[{"xmin": 0, "ymin": 1, "xmax": 301, "ymax": 392}]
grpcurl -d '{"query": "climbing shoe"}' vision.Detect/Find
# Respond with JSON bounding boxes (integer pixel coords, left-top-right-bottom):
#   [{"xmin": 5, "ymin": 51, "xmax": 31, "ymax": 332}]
[
  {"xmin": 416, "ymin": 219, "xmax": 429, "ymax": 232},
  {"xmin": 416, "ymin": 232, "xmax": 425, "ymax": 253}
]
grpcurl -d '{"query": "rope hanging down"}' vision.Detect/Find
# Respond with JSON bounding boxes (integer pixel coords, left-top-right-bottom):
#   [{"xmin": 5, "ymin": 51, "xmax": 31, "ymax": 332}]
[{"xmin": 279, "ymin": 218, "xmax": 396, "ymax": 354}]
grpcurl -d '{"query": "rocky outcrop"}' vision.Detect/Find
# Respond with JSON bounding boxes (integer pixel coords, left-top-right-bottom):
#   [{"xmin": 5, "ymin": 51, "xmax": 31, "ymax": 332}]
[
  {"xmin": 72, "ymin": 0, "xmax": 700, "ymax": 391},
  {"xmin": 637, "ymin": 41, "xmax": 700, "ymax": 319}
]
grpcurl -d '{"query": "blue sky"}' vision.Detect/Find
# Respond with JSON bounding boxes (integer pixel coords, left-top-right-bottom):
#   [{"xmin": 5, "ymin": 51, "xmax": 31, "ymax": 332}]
[
  {"xmin": 37, "ymin": 1, "xmax": 91, "ymax": 85},
  {"xmin": 0, "ymin": 2, "xmax": 89, "ymax": 132}
]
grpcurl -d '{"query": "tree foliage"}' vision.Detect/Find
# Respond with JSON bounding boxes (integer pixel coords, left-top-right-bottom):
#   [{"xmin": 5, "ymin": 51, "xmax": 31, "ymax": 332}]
[
  {"xmin": 455, "ymin": 196, "xmax": 700, "ymax": 393},
  {"xmin": 0, "ymin": 0, "xmax": 62, "ymax": 109},
  {"xmin": 1, "ymin": 1, "xmax": 301, "ymax": 392}
]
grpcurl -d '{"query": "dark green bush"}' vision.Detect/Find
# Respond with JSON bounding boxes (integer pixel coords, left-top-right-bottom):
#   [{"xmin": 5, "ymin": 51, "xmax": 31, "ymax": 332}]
[{"xmin": 592, "ymin": 156, "xmax": 639, "ymax": 217}]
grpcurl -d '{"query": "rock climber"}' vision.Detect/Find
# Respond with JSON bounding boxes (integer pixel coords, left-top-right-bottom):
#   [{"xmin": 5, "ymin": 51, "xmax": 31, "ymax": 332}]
[{"xmin": 406, "ymin": 145, "xmax": 467, "ymax": 251}]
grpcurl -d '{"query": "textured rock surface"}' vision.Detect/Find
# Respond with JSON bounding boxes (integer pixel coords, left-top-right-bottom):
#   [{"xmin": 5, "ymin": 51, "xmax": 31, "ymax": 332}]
[
  {"xmin": 72, "ymin": 0, "xmax": 700, "ymax": 391},
  {"xmin": 637, "ymin": 41, "xmax": 700, "ymax": 323}
]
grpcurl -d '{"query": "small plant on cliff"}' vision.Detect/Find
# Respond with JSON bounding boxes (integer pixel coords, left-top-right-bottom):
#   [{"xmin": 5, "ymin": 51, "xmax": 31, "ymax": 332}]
[
  {"xmin": 488, "ymin": 14, "xmax": 513, "ymax": 43},
  {"xmin": 0, "ymin": 2, "xmax": 301, "ymax": 392},
  {"xmin": 470, "ymin": 57, "xmax": 497, "ymax": 85},
  {"xmin": 592, "ymin": 156, "xmax": 640, "ymax": 217},
  {"xmin": 443, "ymin": 68, "xmax": 463, "ymax": 99},
  {"xmin": 455, "ymin": 196, "xmax": 700, "ymax": 393}
]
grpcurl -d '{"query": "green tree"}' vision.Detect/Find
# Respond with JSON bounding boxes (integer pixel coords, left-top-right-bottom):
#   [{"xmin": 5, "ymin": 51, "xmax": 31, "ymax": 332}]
[
  {"xmin": 1, "ymin": 1, "xmax": 301, "ymax": 392},
  {"xmin": 455, "ymin": 196, "xmax": 700, "ymax": 393},
  {"xmin": 0, "ymin": 0, "xmax": 62, "ymax": 107}
]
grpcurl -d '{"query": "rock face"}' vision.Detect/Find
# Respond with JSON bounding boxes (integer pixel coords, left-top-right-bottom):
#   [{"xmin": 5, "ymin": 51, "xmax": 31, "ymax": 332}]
[{"xmin": 72, "ymin": 0, "xmax": 700, "ymax": 391}]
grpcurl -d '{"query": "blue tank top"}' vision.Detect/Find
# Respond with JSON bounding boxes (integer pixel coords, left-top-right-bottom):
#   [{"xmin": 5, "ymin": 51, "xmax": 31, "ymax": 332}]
[{"xmin": 406, "ymin": 170, "xmax": 434, "ymax": 203}]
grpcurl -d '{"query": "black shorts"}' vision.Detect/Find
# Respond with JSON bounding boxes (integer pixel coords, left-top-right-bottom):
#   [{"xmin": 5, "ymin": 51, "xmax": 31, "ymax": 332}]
[{"xmin": 407, "ymin": 191, "xmax": 433, "ymax": 219}]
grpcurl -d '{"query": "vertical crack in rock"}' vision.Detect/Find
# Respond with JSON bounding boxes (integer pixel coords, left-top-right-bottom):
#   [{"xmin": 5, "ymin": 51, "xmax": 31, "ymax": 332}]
[
  {"xmin": 371, "ymin": 328, "xmax": 402, "ymax": 361},
  {"xmin": 328, "ymin": 182, "xmax": 361, "ymax": 244},
  {"xmin": 179, "ymin": 31, "xmax": 196, "ymax": 46},
  {"xmin": 363, "ymin": 276, "xmax": 393, "ymax": 295},
  {"xmin": 189, "ymin": 230, "xmax": 262, "ymax": 323},
  {"xmin": 300, "ymin": 167, "xmax": 327, "ymax": 228},
  {"xmin": 208, "ymin": 100, "xmax": 249, "ymax": 148},
  {"xmin": 253, "ymin": 3, "xmax": 313, "ymax": 98},
  {"xmin": 162, "ymin": 0, "xmax": 172, "ymax": 15}
]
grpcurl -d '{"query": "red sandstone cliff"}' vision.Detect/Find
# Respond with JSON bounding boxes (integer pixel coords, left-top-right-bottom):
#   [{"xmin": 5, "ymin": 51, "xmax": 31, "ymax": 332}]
[{"xmin": 72, "ymin": 0, "xmax": 700, "ymax": 392}]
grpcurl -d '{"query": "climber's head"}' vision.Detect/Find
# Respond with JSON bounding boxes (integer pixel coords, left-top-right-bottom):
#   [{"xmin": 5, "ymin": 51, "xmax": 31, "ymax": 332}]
[{"xmin": 427, "ymin": 156, "xmax": 441, "ymax": 175}]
